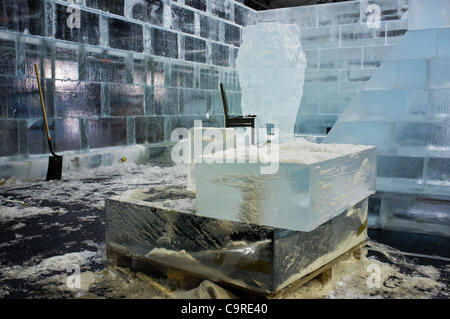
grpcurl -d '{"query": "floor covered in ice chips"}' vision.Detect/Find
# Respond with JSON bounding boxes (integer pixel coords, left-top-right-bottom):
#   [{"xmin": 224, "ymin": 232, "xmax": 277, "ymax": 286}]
[{"xmin": 0, "ymin": 163, "xmax": 448, "ymax": 299}]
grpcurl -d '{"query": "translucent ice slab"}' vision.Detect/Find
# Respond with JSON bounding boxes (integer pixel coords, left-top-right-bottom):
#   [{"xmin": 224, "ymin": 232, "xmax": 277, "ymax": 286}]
[
  {"xmin": 186, "ymin": 127, "xmax": 236, "ymax": 191},
  {"xmin": 194, "ymin": 138, "xmax": 376, "ymax": 231},
  {"xmin": 106, "ymin": 184, "xmax": 368, "ymax": 294}
]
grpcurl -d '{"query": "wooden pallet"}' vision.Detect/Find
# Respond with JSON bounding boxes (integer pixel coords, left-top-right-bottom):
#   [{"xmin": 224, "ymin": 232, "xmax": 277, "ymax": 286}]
[
  {"xmin": 107, "ymin": 241, "xmax": 366, "ymax": 298},
  {"xmin": 107, "ymin": 244, "xmax": 206, "ymax": 290},
  {"xmin": 269, "ymin": 241, "xmax": 365, "ymax": 298}
]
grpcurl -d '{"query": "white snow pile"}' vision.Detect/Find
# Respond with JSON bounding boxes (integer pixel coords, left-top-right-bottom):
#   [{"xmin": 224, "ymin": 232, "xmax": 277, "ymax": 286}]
[
  {"xmin": 0, "ymin": 251, "xmax": 97, "ymax": 281},
  {"xmin": 203, "ymin": 138, "xmax": 373, "ymax": 165},
  {"xmin": 0, "ymin": 163, "xmax": 189, "ymax": 222},
  {"xmin": 0, "ymin": 206, "xmax": 65, "ymax": 222},
  {"xmin": 280, "ymin": 240, "xmax": 448, "ymax": 299}
]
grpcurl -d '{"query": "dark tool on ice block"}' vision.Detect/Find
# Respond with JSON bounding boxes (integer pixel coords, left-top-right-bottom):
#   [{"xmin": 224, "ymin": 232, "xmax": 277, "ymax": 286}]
[
  {"xmin": 220, "ymin": 83, "xmax": 256, "ymax": 144},
  {"xmin": 34, "ymin": 64, "xmax": 63, "ymax": 181}
]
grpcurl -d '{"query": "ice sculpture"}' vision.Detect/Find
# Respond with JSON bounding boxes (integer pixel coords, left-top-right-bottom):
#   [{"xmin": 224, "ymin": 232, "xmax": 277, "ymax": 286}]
[
  {"xmin": 258, "ymin": 0, "xmax": 411, "ymax": 137},
  {"xmin": 195, "ymin": 138, "xmax": 376, "ymax": 231},
  {"xmin": 236, "ymin": 22, "xmax": 306, "ymax": 142},
  {"xmin": 325, "ymin": 26, "xmax": 450, "ymax": 236}
]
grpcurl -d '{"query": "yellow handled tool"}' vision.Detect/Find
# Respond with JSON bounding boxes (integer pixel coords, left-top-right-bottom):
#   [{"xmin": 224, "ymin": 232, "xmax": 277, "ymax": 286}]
[{"xmin": 34, "ymin": 64, "xmax": 63, "ymax": 181}]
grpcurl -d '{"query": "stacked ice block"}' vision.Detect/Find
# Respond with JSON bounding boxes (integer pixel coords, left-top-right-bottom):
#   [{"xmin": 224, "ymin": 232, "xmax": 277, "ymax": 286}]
[
  {"xmin": 185, "ymin": 126, "xmax": 236, "ymax": 190},
  {"xmin": 106, "ymin": 184, "xmax": 368, "ymax": 293},
  {"xmin": 325, "ymin": 18, "xmax": 450, "ymax": 236},
  {"xmin": 194, "ymin": 139, "xmax": 376, "ymax": 231}
]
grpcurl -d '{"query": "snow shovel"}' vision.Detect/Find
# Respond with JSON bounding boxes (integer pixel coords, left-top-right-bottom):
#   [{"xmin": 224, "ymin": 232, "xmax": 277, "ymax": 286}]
[{"xmin": 34, "ymin": 64, "xmax": 63, "ymax": 181}]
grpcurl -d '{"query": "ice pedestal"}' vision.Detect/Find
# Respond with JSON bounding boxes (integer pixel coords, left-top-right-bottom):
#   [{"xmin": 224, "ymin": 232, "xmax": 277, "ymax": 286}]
[
  {"xmin": 194, "ymin": 139, "xmax": 376, "ymax": 232},
  {"xmin": 105, "ymin": 184, "xmax": 368, "ymax": 293}
]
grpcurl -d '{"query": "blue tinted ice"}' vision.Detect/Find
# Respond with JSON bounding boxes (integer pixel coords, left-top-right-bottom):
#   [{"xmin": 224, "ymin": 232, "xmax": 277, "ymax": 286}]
[{"xmin": 325, "ymin": 26, "xmax": 450, "ymax": 236}]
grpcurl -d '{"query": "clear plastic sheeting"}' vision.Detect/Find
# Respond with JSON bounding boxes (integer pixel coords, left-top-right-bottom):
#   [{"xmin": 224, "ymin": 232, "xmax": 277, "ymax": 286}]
[{"xmin": 106, "ymin": 185, "xmax": 368, "ymax": 294}]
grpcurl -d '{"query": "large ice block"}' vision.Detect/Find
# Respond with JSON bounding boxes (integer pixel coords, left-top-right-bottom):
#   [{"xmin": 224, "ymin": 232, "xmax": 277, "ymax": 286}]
[
  {"xmin": 106, "ymin": 184, "xmax": 368, "ymax": 294},
  {"xmin": 194, "ymin": 139, "xmax": 376, "ymax": 231},
  {"xmin": 236, "ymin": 22, "xmax": 306, "ymax": 142},
  {"xmin": 185, "ymin": 127, "xmax": 236, "ymax": 191},
  {"xmin": 372, "ymin": 191, "xmax": 450, "ymax": 237}
]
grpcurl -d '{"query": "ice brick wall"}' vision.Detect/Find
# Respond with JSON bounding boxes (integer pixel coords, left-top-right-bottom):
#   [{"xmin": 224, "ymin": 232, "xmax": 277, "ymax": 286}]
[
  {"xmin": 259, "ymin": 0, "xmax": 410, "ymax": 137},
  {"xmin": 324, "ymin": 25, "xmax": 450, "ymax": 237},
  {"xmin": 0, "ymin": 0, "xmax": 257, "ymax": 158}
]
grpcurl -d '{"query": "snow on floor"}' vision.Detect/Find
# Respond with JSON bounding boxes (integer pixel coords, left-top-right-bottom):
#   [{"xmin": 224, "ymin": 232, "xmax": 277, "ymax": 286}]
[
  {"xmin": 282, "ymin": 241, "xmax": 449, "ymax": 299},
  {"xmin": 0, "ymin": 162, "xmax": 448, "ymax": 299},
  {"xmin": 0, "ymin": 162, "xmax": 188, "ymax": 298}
]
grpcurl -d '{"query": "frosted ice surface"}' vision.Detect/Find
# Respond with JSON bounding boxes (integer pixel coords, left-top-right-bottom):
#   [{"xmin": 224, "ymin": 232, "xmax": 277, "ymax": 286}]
[
  {"xmin": 325, "ymin": 27, "xmax": 450, "ymax": 189},
  {"xmin": 409, "ymin": 0, "xmax": 450, "ymax": 30},
  {"xmin": 236, "ymin": 22, "xmax": 306, "ymax": 142},
  {"xmin": 325, "ymin": 26, "xmax": 450, "ymax": 235},
  {"xmin": 195, "ymin": 138, "xmax": 376, "ymax": 232}
]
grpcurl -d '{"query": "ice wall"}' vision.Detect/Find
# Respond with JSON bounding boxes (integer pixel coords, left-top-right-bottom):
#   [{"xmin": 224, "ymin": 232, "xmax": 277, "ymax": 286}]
[
  {"xmin": 324, "ymin": 25, "xmax": 450, "ymax": 237},
  {"xmin": 409, "ymin": 0, "xmax": 450, "ymax": 30},
  {"xmin": 0, "ymin": 0, "xmax": 257, "ymax": 159},
  {"xmin": 236, "ymin": 22, "xmax": 306, "ymax": 142},
  {"xmin": 259, "ymin": 0, "xmax": 410, "ymax": 139}
]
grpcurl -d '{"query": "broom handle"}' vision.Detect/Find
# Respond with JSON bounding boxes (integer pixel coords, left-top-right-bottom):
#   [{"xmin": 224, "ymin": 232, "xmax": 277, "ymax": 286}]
[
  {"xmin": 34, "ymin": 64, "xmax": 51, "ymax": 142},
  {"xmin": 34, "ymin": 64, "xmax": 57, "ymax": 156}
]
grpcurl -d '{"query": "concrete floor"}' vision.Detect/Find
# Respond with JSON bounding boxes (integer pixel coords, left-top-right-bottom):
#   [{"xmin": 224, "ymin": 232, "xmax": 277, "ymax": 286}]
[{"xmin": 0, "ymin": 163, "xmax": 448, "ymax": 299}]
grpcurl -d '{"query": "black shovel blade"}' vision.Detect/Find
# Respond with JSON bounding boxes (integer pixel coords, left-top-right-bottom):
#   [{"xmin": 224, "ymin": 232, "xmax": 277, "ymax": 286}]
[{"xmin": 46, "ymin": 155, "xmax": 63, "ymax": 181}]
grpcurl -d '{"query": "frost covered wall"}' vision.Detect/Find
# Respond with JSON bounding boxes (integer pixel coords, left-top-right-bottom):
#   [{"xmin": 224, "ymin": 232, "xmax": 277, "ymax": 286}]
[
  {"xmin": 259, "ymin": 0, "xmax": 410, "ymax": 137},
  {"xmin": 0, "ymin": 0, "xmax": 257, "ymax": 159},
  {"xmin": 324, "ymin": 0, "xmax": 450, "ymax": 237}
]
